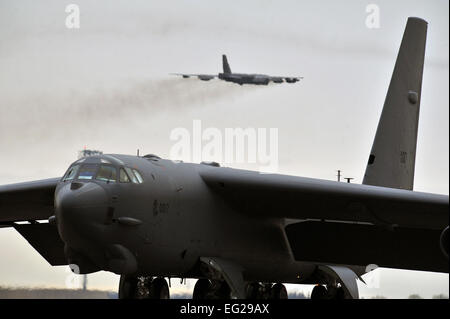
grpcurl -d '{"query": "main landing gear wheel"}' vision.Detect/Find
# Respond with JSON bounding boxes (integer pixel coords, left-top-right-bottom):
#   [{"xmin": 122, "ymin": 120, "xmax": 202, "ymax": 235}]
[
  {"xmin": 118, "ymin": 275, "xmax": 139, "ymax": 299},
  {"xmin": 192, "ymin": 279, "xmax": 231, "ymax": 299},
  {"xmin": 211, "ymin": 280, "xmax": 231, "ymax": 299},
  {"xmin": 245, "ymin": 282, "xmax": 288, "ymax": 299},
  {"xmin": 270, "ymin": 283, "xmax": 288, "ymax": 299},
  {"xmin": 311, "ymin": 284, "xmax": 347, "ymax": 299},
  {"xmin": 193, "ymin": 279, "xmax": 213, "ymax": 299},
  {"xmin": 245, "ymin": 282, "xmax": 261, "ymax": 299},
  {"xmin": 311, "ymin": 285, "xmax": 328, "ymax": 300},
  {"xmin": 148, "ymin": 277, "xmax": 170, "ymax": 299}
]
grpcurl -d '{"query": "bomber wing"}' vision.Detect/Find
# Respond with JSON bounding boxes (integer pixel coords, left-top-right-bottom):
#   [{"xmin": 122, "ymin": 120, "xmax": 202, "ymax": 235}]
[
  {"xmin": 199, "ymin": 166, "xmax": 447, "ymax": 228},
  {"xmin": 170, "ymin": 73, "xmax": 217, "ymax": 81},
  {"xmin": 269, "ymin": 76, "xmax": 303, "ymax": 83},
  {"xmin": 0, "ymin": 178, "xmax": 66, "ymax": 266},
  {"xmin": 0, "ymin": 178, "xmax": 59, "ymax": 224},
  {"xmin": 199, "ymin": 166, "xmax": 449, "ymax": 272}
]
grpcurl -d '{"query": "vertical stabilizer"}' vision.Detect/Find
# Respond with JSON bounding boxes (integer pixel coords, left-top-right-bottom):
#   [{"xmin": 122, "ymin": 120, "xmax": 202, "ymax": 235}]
[
  {"xmin": 223, "ymin": 54, "xmax": 232, "ymax": 74},
  {"xmin": 363, "ymin": 17, "xmax": 427, "ymax": 190}
]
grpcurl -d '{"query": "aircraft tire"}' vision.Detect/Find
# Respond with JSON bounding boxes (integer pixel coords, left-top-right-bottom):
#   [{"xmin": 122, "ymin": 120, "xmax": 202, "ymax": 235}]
[
  {"xmin": 245, "ymin": 282, "xmax": 261, "ymax": 299},
  {"xmin": 118, "ymin": 275, "xmax": 139, "ymax": 299},
  {"xmin": 193, "ymin": 278, "xmax": 213, "ymax": 299},
  {"xmin": 311, "ymin": 285, "xmax": 328, "ymax": 300},
  {"xmin": 270, "ymin": 283, "xmax": 288, "ymax": 299},
  {"xmin": 148, "ymin": 277, "xmax": 170, "ymax": 299},
  {"xmin": 210, "ymin": 280, "xmax": 231, "ymax": 299}
]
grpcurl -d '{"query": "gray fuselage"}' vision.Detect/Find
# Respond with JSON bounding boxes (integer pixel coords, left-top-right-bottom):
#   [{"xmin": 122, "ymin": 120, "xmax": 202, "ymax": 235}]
[{"xmin": 55, "ymin": 154, "xmax": 359, "ymax": 284}]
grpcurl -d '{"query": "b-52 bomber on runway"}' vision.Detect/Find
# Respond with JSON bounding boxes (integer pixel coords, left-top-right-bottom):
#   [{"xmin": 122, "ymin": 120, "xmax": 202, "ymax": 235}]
[
  {"xmin": 171, "ymin": 54, "xmax": 303, "ymax": 85},
  {"xmin": 0, "ymin": 18, "xmax": 448, "ymax": 299}
]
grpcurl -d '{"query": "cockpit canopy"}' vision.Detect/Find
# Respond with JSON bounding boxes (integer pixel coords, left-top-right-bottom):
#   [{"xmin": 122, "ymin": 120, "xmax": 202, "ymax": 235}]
[{"xmin": 62, "ymin": 157, "xmax": 144, "ymax": 184}]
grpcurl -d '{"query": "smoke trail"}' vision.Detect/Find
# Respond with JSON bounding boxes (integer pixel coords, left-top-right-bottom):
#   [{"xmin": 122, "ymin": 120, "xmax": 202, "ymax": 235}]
[{"xmin": 0, "ymin": 78, "xmax": 263, "ymax": 143}]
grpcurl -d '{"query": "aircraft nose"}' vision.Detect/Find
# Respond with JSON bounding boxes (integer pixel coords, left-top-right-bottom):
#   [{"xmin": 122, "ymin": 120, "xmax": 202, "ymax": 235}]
[{"xmin": 55, "ymin": 182, "xmax": 109, "ymax": 245}]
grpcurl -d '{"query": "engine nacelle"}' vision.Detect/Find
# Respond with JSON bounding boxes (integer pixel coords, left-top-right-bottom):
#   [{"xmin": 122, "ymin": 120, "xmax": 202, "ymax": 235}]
[
  {"xmin": 65, "ymin": 245, "xmax": 101, "ymax": 274},
  {"xmin": 198, "ymin": 75, "xmax": 213, "ymax": 81},
  {"xmin": 272, "ymin": 77, "xmax": 284, "ymax": 83},
  {"xmin": 285, "ymin": 77, "xmax": 299, "ymax": 83},
  {"xmin": 440, "ymin": 226, "xmax": 449, "ymax": 259}
]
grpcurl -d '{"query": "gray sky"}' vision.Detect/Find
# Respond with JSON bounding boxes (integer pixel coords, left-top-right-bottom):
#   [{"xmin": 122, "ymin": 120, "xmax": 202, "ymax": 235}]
[{"xmin": 0, "ymin": 0, "xmax": 448, "ymax": 298}]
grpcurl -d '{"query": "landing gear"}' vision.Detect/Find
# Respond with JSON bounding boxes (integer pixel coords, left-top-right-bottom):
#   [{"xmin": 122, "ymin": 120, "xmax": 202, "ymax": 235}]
[
  {"xmin": 193, "ymin": 279, "xmax": 231, "ymax": 299},
  {"xmin": 193, "ymin": 279, "xmax": 212, "ymax": 299},
  {"xmin": 245, "ymin": 282, "xmax": 261, "ymax": 299},
  {"xmin": 328, "ymin": 285, "xmax": 345, "ymax": 300},
  {"xmin": 311, "ymin": 285, "xmax": 327, "ymax": 300},
  {"xmin": 118, "ymin": 275, "xmax": 139, "ymax": 299},
  {"xmin": 311, "ymin": 284, "xmax": 346, "ymax": 300},
  {"xmin": 148, "ymin": 277, "xmax": 170, "ymax": 299},
  {"xmin": 118, "ymin": 276, "xmax": 170, "ymax": 299},
  {"xmin": 312, "ymin": 265, "xmax": 359, "ymax": 299},
  {"xmin": 270, "ymin": 283, "xmax": 288, "ymax": 299},
  {"xmin": 212, "ymin": 280, "xmax": 231, "ymax": 299},
  {"xmin": 245, "ymin": 282, "xmax": 288, "ymax": 299}
]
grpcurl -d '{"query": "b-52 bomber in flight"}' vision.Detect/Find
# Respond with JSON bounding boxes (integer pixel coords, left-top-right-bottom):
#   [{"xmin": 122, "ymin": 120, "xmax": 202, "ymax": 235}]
[
  {"xmin": 0, "ymin": 18, "xmax": 448, "ymax": 299},
  {"xmin": 171, "ymin": 54, "xmax": 303, "ymax": 85}
]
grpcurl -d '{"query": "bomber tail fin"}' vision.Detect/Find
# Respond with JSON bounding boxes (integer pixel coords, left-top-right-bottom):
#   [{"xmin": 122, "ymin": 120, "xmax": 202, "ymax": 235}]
[
  {"xmin": 222, "ymin": 54, "xmax": 232, "ymax": 74},
  {"xmin": 363, "ymin": 17, "xmax": 427, "ymax": 190}
]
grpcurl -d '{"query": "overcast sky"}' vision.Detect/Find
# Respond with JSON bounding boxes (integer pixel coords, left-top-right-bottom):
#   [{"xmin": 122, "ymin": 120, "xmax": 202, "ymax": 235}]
[{"xmin": 0, "ymin": 0, "xmax": 448, "ymax": 298}]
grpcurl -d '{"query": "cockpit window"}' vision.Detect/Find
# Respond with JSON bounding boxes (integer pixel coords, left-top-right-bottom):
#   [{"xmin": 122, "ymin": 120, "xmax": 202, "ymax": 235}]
[
  {"xmin": 78, "ymin": 164, "xmax": 98, "ymax": 180},
  {"xmin": 62, "ymin": 165, "xmax": 80, "ymax": 181},
  {"xmin": 96, "ymin": 165, "xmax": 117, "ymax": 183},
  {"xmin": 125, "ymin": 167, "xmax": 138, "ymax": 183},
  {"xmin": 119, "ymin": 168, "xmax": 130, "ymax": 183},
  {"xmin": 124, "ymin": 167, "xmax": 144, "ymax": 184},
  {"xmin": 133, "ymin": 169, "xmax": 144, "ymax": 184},
  {"xmin": 63, "ymin": 162, "xmax": 143, "ymax": 184}
]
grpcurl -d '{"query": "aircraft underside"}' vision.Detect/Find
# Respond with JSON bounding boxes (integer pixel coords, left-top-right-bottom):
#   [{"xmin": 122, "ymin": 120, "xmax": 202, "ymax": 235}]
[{"xmin": 117, "ymin": 259, "xmax": 357, "ymax": 300}]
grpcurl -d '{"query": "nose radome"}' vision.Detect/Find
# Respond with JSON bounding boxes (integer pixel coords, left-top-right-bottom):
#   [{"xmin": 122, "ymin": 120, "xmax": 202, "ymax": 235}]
[
  {"xmin": 55, "ymin": 182, "xmax": 109, "ymax": 243},
  {"xmin": 56, "ymin": 182, "xmax": 108, "ymax": 211}
]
